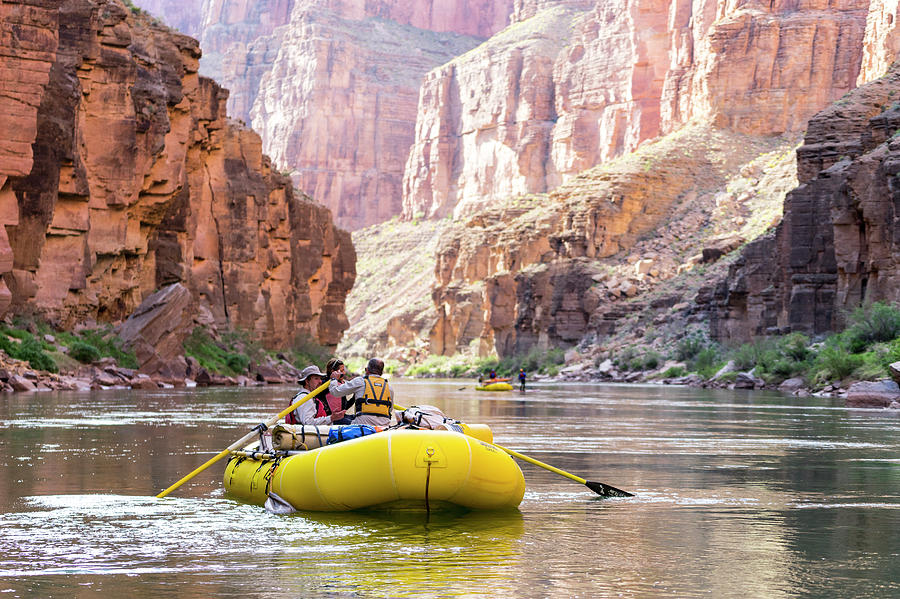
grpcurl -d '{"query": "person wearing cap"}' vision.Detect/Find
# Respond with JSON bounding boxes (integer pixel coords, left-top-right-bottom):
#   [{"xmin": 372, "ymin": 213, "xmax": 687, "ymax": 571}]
[
  {"xmin": 327, "ymin": 357, "xmax": 394, "ymax": 428},
  {"xmin": 286, "ymin": 365, "xmax": 348, "ymax": 426}
]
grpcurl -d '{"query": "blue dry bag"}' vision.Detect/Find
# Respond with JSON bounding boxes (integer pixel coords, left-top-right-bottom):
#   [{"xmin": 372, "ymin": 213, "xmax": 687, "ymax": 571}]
[{"xmin": 327, "ymin": 424, "xmax": 377, "ymax": 445}]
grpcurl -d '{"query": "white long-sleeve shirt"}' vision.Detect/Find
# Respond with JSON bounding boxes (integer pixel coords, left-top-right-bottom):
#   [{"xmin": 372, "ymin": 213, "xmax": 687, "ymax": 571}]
[{"xmin": 288, "ymin": 390, "xmax": 334, "ymax": 426}]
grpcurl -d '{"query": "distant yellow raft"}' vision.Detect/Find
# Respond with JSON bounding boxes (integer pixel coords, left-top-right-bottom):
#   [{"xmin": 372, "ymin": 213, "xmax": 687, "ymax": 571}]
[
  {"xmin": 476, "ymin": 382, "xmax": 514, "ymax": 391},
  {"xmin": 223, "ymin": 429, "xmax": 526, "ymax": 511}
]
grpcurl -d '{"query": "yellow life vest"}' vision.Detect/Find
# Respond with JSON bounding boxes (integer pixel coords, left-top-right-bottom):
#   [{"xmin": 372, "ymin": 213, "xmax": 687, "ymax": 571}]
[{"xmin": 357, "ymin": 375, "xmax": 393, "ymax": 418}]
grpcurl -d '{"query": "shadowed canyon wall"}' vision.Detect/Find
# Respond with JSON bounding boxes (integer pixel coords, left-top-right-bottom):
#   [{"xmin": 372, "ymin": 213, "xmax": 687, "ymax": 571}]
[
  {"xmin": 712, "ymin": 63, "xmax": 900, "ymax": 341},
  {"xmin": 0, "ymin": 0, "xmax": 354, "ymax": 350}
]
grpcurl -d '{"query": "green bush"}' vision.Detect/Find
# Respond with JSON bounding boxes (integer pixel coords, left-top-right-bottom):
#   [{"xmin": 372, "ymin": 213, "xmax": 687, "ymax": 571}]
[
  {"xmin": 406, "ymin": 354, "xmax": 451, "ymax": 377},
  {"xmin": 642, "ymin": 351, "xmax": 662, "ymax": 370},
  {"xmin": 16, "ymin": 337, "xmax": 57, "ymax": 373},
  {"xmin": 0, "ymin": 330, "xmax": 58, "ymax": 373},
  {"xmin": 614, "ymin": 346, "xmax": 638, "ymax": 369},
  {"xmin": 813, "ymin": 340, "xmax": 863, "ymax": 382},
  {"xmin": 844, "ymin": 301, "xmax": 900, "ymax": 352},
  {"xmin": 675, "ymin": 334, "xmax": 707, "ymax": 361},
  {"xmin": 728, "ymin": 333, "xmax": 812, "ymax": 381},
  {"xmin": 70, "ymin": 327, "xmax": 138, "ymax": 369},
  {"xmin": 662, "ymin": 366, "xmax": 686, "ymax": 378},
  {"xmin": 473, "ymin": 356, "xmax": 500, "ymax": 374},
  {"xmin": 689, "ymin": 346, "xmax": 722, "ymax": 379},
  {"xmin": 183, "ymin": 327, "xmax": 251, "ymax": 376},
  {"xmin": 778, "ymin": 333, "xmax": 812, "ymax": 362},
  {"xmin": 288, "ymin": 333, "xmax": 330, "ymax": 369},
  {"xmin": 69, "ymin": 341, "xmax": 101, "ymax": 364}
]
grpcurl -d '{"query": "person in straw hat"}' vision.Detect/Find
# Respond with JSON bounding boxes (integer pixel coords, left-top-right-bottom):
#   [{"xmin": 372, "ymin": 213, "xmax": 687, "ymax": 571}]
[{"xmin": 285, "ymin": 364, "xmax": 349, "ymax": 425}]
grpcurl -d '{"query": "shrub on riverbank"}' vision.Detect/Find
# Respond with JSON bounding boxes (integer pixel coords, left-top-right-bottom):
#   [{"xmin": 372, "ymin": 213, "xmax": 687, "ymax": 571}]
[
  {"xmin": 49, "ymin": 325, "xmax": 139, "ymax": 369},
  {"xmin": 404, "ymin": 347, "xmax": 565, "ymax": 378},
  {"xmin": 183, "ymin": 327, "xmax": 258, "ymax": 376},
  {"xmin": 0, "ymin": 321, "xmax": 140, "ymax": 373},
  {"xmin": 670, "ymin": 302, "xmax": 900, "ymax": 387}
]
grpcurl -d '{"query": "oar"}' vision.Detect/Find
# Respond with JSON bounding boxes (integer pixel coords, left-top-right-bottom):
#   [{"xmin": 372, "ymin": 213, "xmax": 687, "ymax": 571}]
[
  {"xmin": 155, "ymin": 380, "xmax": 330, "ymax": 498},
  {"xmin": 394, "ymin": 403, "xmax": 633, "ymax": 498},
  {"xmin": 492, "ymin": 444, "xmax": 633, "ymax": 498}
]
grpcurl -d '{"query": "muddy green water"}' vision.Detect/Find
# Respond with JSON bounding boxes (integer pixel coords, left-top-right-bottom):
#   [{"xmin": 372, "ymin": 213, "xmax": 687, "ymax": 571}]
[{"xmin": 1, "ymin": 381, "xmax": 899, "ymax": 598}]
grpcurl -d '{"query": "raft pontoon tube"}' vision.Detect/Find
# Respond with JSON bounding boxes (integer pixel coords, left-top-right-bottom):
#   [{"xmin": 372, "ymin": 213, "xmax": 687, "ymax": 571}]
[
  {"xmin": 475, "ymin": 382, "xmax": 514, "ymax": 391},
  {"xmin": 224, "ymin": 428, "xmax": 526, "ymax": 511}
]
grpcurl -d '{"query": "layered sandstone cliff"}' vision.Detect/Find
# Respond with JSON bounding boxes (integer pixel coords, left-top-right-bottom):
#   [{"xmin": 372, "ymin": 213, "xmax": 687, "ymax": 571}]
[
  {"xmin": 428, "ymin": 127, "xmax": 795, "ymax": 356},
  {"xmin": 403, "ymin": 0, "xmax": 869, "ymax": 219},
  {"xmin": 0, "ymin": 0, "xmax": 354, "ymax": 364},
  {"xmin": 712, "ymin": 63, "xmax": 900, "ymax": 341},
  {"xmin": 134, "ymin": 0, "xmax": 515, "ymax": 231}
]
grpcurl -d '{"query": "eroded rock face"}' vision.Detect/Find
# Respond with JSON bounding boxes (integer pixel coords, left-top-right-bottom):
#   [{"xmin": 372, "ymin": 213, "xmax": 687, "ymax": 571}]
[
  {"xmin": 662, "ymin": 0, "xmax": 868, "ymax": 135},
  {"xmin": 0, "ymin": 0, "xmax": 355, "ymax": 356},
  {"xmin": 858, "ymin": 0, "xmax": 900, "ymax": 84},
  {"xmin": 712, "ymin": 63, "xmax": 900, "ymax": 340},
  {"xmin": 251, "ymin": 10, "xmax": 485, "ymax": 231},
  {"xmin": 403, "ymin": 0, "xmax": 868, "ymax": 221},
  {"xmin": 430, "ymin": 127, "xmax": 783, "ymax": 356},
  {"xmin": 135, "ymin": 0, "xmax": 515, "ymax": 231}
]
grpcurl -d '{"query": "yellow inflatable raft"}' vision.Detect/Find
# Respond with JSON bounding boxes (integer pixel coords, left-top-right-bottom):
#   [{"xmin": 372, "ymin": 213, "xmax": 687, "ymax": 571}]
[
  {"xmin": 476, "ymin": 382, "xmax": 514, "ymax": 391},
  {"xmin": 223, "ymin": 428, "xmax": 525, "ymax": 512}
]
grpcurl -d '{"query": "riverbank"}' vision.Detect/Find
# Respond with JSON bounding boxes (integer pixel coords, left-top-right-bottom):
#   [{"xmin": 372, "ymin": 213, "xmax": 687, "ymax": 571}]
[
  {"xmin": 400, "ymin": 301, "xmax": 900, "ymax": 410},
  {"xmin": 0, "ymin": 350, "xmax": 302, "ymax": 392}
]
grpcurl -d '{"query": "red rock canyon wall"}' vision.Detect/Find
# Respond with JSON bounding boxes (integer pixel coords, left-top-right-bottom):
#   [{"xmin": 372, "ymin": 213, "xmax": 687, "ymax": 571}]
[
  {"xmin": 404, "ymin": 0, "xmax": 869, "ymax": 220},
  {"xmin": 712, "ymin": 63, "xmax": 900, "ymax": 341},
  {"xmin": 0, "ymin": 0, "xmax": 355, "ymax": 350},
  {"xmin": 135, "ymin": 0, "xmax": 515, "ymax": 230}
]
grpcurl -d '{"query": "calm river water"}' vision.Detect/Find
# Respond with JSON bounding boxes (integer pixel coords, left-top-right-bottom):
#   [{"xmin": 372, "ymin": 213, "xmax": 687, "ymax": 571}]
[{"xmin": 1, "ymin": 381, "xmax": 899, "ymax": 598}]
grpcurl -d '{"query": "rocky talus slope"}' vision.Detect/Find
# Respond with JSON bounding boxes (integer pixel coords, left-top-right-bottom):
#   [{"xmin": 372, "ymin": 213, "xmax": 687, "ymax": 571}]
[
  {"xmin": 342, "ymin": 125, "xmax": 799, "ymax": 361},
  {"xmin": 337, "ymin": 218, "xmax": 447, "ymax": 361},
  {"xmin": 0, "ymin": 0, "xmax": 354, "ymax": 374},
  {"xmin": 428, "ymin": 127, "xmax": 799, "ymax": 357},
  {"xmin": 713, "ymin": 62, "xmax": 900, "ymax": 340}
]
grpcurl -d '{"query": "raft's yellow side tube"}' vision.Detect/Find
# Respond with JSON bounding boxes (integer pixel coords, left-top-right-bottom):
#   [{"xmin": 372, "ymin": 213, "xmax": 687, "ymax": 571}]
[
  {"xmin": 475, "ymin": 382, "xmax": 514, "ymax": 392},
  {"xmin": 224, "ymin": 429, "xmax": 524, "ymax": 511}
]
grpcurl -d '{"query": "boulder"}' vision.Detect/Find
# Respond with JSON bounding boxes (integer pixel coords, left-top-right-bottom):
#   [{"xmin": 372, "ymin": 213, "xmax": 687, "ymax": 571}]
[
  {"xmin": 117, "ymin": 284, "xmax": 194, "ymax": 375},
  {"xmin": 889, "ymin": 361, "xmax": 900, "ymax": 384},
  {"xmin": 596, "ymin": 359, "xmax": 615, "ymax": 376},
  {"xmin": 733, "ymin": 372, "xmax": 764, "ymax": 389},
  {"xmin": 9, "ymin": 375, "xmax": 35, "ymax": 392},
  {"xmin": 130, "ymin": 376, "xmax": 159, "ymax": 390},
  {"xmin": 779, "ymin": 377, "xmax": 806, "ymax": 392},
  {"xmin": 846, "ymin": 380, "xmax": 900, "ymax": 408},
  {"xmin": 195, "ymin": 368, "xmax": 213, "ymax": 386},
  {"xmin": 255, "ymin": 364, "xmax": 284, "ymax": 384},
  {"xmin": 711, "ymin": 360, "xmax": 737, "ymax": 381},
  {"xmin": 92, "ymin": 372, "xmax": 121, "ymax": 387}
]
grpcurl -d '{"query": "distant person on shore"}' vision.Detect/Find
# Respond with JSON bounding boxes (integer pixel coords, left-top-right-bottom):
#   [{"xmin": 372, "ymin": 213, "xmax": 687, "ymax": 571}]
[
  {"xmin": 286, "ymin": 365, "xmax": 348, "ymax": 426},
  {"xmin": 518, "ymin": 368, "xmax": 526, "ymax": 392},
  {"xmin": 328, "ymin": 358, "xmax": 394, "ymax": 428}
]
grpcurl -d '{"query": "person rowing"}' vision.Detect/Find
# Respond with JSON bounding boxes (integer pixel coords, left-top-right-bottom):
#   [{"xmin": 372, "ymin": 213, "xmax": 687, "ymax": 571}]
[{"xmin": 286, "ymin": 365, "xmax": 350, "ymax": 425}]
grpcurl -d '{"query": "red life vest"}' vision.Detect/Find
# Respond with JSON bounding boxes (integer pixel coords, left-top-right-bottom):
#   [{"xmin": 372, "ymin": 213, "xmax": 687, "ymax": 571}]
[{"xmin": 314, "ymin": 393, "xmax": 344, "ymax": 418}]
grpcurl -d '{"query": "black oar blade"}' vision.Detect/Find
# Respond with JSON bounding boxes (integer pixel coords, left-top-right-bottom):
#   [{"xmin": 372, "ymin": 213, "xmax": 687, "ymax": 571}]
[{"xmin": 585, "ymin": 480, "xmax": 634, "ymax": 498}]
